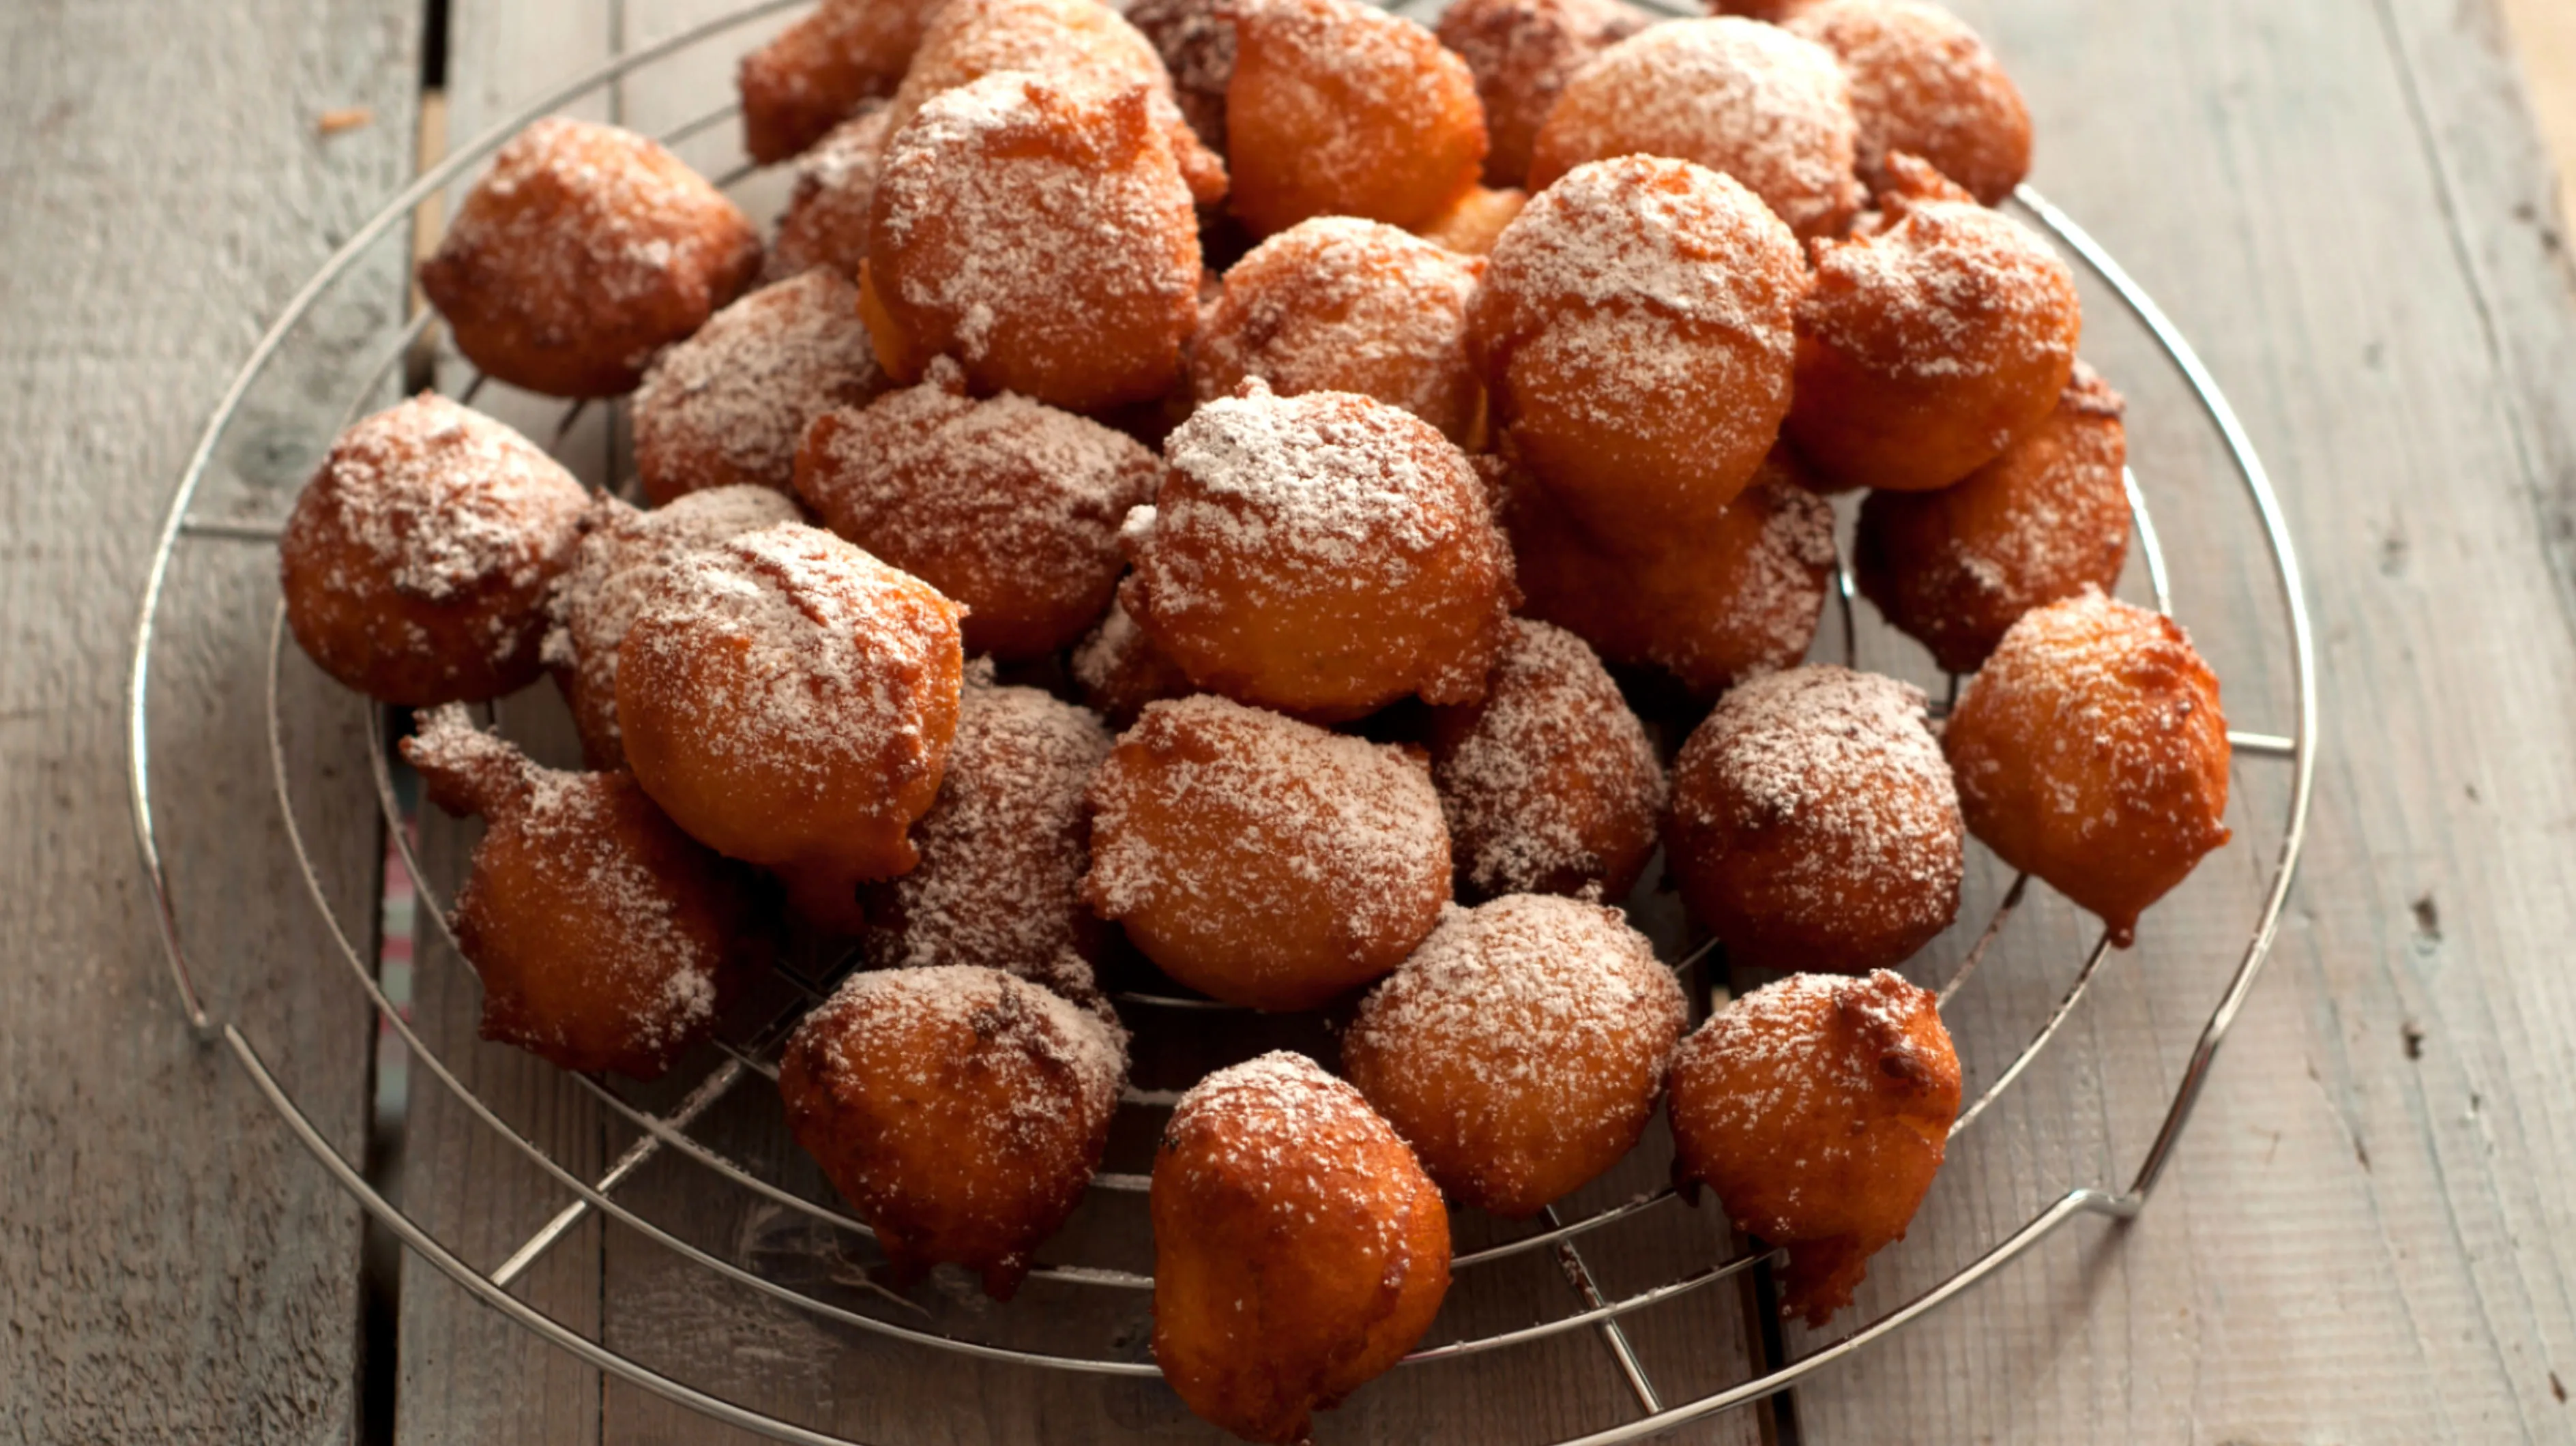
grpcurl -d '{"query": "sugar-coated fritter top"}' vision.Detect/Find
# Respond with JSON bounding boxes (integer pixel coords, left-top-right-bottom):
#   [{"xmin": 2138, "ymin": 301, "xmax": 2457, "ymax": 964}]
[
  {"xmin": 542, "ymin": 485, "xmax": 805, "ymax": 768},
  {"xmin": 863, "ymin": 72, "xmax": 1203, "ymax": 413},
  {"xmin": 1123, "ymin": 382, "xmax": 1516, "ymax": 720},
  {"xmin": 1785, "ymin": 0, "xmax": 2032, "ymax": 205},
  {"xmin": 1527, "ymin": 18, "xmax": 1862, "ymax": 239},
  {"xmin": 631, "ymin": 267, "xmax": 888, "ymax": 505},
  {"xmin": 280, "ymin": 393, "xmax": 589, "ymax": 706},
  {"xmin": 420, "ymin": 116, "xmax": 761, "ymax": 398},
  {"xmin": 1942, "ymin": 587, "xmax": 2231, "ymax": 944}
]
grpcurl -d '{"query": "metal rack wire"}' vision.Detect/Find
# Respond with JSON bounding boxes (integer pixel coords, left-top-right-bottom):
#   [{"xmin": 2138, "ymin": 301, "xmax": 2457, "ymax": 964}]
[{"xmin": 123, "ymin": 3, "xmax": 2317, "ymax": 1441}]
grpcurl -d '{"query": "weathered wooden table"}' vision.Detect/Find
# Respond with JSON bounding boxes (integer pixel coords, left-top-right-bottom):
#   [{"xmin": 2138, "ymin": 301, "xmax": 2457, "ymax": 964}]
[{"xmin": 8, "ymin": 0, "xmax": 2576, "ymax": 1441}]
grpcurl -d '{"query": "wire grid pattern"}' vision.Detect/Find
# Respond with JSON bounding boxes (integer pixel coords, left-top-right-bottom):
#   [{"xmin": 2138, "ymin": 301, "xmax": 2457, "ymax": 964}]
[{"xmin": 123, "ymin": 3, "xmax": 2317, "ymax": 1441}]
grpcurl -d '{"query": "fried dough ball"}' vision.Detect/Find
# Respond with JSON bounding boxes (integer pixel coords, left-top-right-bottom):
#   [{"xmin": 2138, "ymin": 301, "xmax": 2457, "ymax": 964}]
[
  {"xmin": 1856, "ymin": 364, "xmax": 2129, "ymax": 673},
  {"xmin": 1433, "ymin": 0, "xmax": 1648, "ymax": 188},
  {"xmin": 1425, "ymin": 619, "xmax": 1665, "ymax": 901},
  {"xmin": 738, "ymin": 0, "xmax": 944, "ymax": 164},
  {"xmin": 399, "ymin": 707, "xmax": 769, "ymax": 1080},
  {"xmin": 280, "ymin": 394, "xmax": 589, "ymax": 706},
  {"xmin": 1502, "ymin": 454, "xmax": 1836, "ymax": 698},
  {"xmin": 1783, "ymin": 0, "xmax": 2032, "ymax": 205},
  {"xmin": 1345, "ymin": 896, "xmax": 1684, "ymax": 1216},
  {"xmin": 1943, "ymin": 587, "xmax": 2231, "ymax": 945},
  {"xmin": 1071, "ymin": 598, "xmax": 1195, "ymax": 727},
  {"xmin": 780, "ymin": 964, "xmax": 1128, "ymax": 1298},
  {"xmin": 1466, "ymin": 156, "xmax": 1806, "ymax": 555},
  {"xmin": 1126, "ymin": 0, "xmax": 1235, "ymax": 153},
  {"xmin": 1413, "ymin": 184, "xmax": 1527, "ymax": 257},
  {"xmin": 632, "ymin": 269, "xmax": 887, "ymax": 506},
  {"xmin": 1667, "ymin": 970, "xmax": 1959, "ymax": 1325},
  {"xmin": 1665, "ymin": 666, "xmax": 1963, "ymax": 973},
  {"xmin": 1223, "ymin": 0, "xmax": 1487, "ymax": 237},
  {"xmin": 1120, "ymin": 383, "xmax": 1517, "ymax": 720},
  {"xmin": 1191, "ymin": 218, "xmax": 1487, "ymax": 445},
  {"xmin": 883, "ymin": 0, "xmax": 1228, "ymax": 205},
  {"xmin": 795, "ymin": 359, "xmax": 1160, "ymax": 660},
  {"xmin": 1083, "ymin": 696, "xmax": 1451, "ymax": 1010},
  {"xmin": 1789, "ymin": 156, "xmax": 2081, "ymax": 492},
  {"xmin": 1152, "ymin": 1052, "xmax": 1450, "ymax": 1444},
  {"xmin": 419, "ymin": 117, "xmax": 761, "ymax": 398},
  {"xmin": 1527, "ymin": 19, "xmax": 1864, "ymax": 240},
  {"xmin": 540, "ymin": 486, "xmax": 803, "ymax": 769},
  {"xmin": 859, "ymin": 677, "xmax": 1114, "ymax": 1003},
  {"xmin": 767, "ymin": 106, "xmax": 893, "ymax": 284},
  {"xmin": 860, "ymin": 73, "xmax": 1202, "ymax": 414},
  {"xmin": 614, "ymin": 522, "xmax": 965, "ymax": 932}
]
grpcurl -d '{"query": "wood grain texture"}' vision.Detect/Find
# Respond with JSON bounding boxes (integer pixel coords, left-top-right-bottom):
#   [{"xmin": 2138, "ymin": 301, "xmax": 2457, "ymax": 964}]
[
  {"xmin": 0, "ymin": 1, "xmax": 422, "ymax": 1441},
  {"xmin": 1784, "ymin": 0, "xmax": 2576, "ymax": 1441},
  {"xmin": 393, "ymin": 694, "xmax": 610, "ymax": 1446},
  {"xmin": 386, "ymin": 5, "xmax": 623, "ymax": 1441},
  {"xmin": 16, "ymin": 0, "xmax": 2576, "ymax": 1439}
]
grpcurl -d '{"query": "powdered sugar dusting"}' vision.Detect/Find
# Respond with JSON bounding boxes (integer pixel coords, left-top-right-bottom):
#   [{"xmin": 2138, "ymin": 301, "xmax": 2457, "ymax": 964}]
[
  {"xmin": 632, "ymin": 269, "xmax": 886, "ymax": 500},
  {"xmin": 803, "ymin": 962, "xmax": 1130, "ymax": 1136},
  {"xmin": 1136, "ymin": 384, "xmax": 1487, "ymax": 617},
  {"xmin": 871, "ymin": 72, "xmax": 1200, "ymax": 370},
  {"xmin": 1432, "ymin": 619, "xmax": 1664, "ymax": 897},
  {"xmin": 1071, "ymin": 596, "xmax": 1151, "ymax": 694},
  {"xmin": 1530, "ymin": 18, "xmax": 1862, "ymax": 237},
  {"xmin": 768, "ymin": 105, "xmax": 894, "ymax": 284},
  {"xmin": 403, "ymin": 701, "xmax": 533, "ymax": 815},
  {"xmin": 863, "ymin": 680, "xmax": 1113, "ymax": 995},
  {"xmin": 1952, "ymin": 366, "xmax": 2125, "ymax": 596},
  {"xmin": 1856, "ymin": 364, "xmax": 2128, "ymax": 670},
  {"xmin": 881, "ymin": 0, "xmax": 1223, "ymax": 200},
  {"xmin": 423, "ymin": 116, "xmax": 759, "ymax": 380},
  {"xmin": 307, "ymin": 394, "xmax": 588, "ymax": 612},
  {"xmin": 1349, "ymin": 895, "xmax": 1684, "ymax": 1132},
  {"xmin": 1950, "ymin": 586, "xmax": 2231, "ymax": 844},
  {"xmin": 1434, "ymin": 0, "xmax": 1648, "ymax": 187},
  {"xmin": 1718, "ymin": 478, "xmax": 1844, "ymax": 669},
  {"xmin": 405, "ymin": 707, "xmax": 735, "ymax": 1070},
  {"xmin": 1085, "ymin": 695, "xmax": 1449, "ymax": 946},
  {"xmin": 1784, "ymin": 0, "xmax": 2029, "ymax": 203},
  {"xmin": 1166, "ymin": 1051, "xmax": 1406, "ymax": 1197},
  {"xmin": 1678, "ymin": 665, "xmax": 1961, "ymax": 905},
  {"xmin": 1227, "ymin": 0, "xmax": 1478, "ymax": 216},
  {"xmin": 1192, "ymin": 217, "xmax": 1484, "ymax": 436},
  {"xmin": 1682, "ymin": 968, "xmax": 1933, "ymax": 1140},
  {"xmin": 543, "ymin": 486, "xmax": 804, "ymax": 755},
  {"xmin": 1471, "ymin": 156, "xmax": 1805, "ymax": 432},
  {"xmin": 618, "ymin": 522, "xmax": 956, "ymax": 790},
  {"xmin": 799, "ymin": 360, "xmax": 1159, "ymax": 589},
  {"xmin": 1070, "ymin": 597, "xmax": 1194, "ymax": 725},
  {"xmin": 507, "ymin": 769, "xmax": 721, "ymax": 1053},
  {"xmin": 1802, "ymin": 179, "xmax": 2076, "ymax": 382}
]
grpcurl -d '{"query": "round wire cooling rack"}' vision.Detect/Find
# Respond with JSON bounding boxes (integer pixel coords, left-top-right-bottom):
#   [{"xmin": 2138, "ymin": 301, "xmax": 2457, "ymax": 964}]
[{"xmin": 125, "ymin": 3, "xmax": 2317, "ymax": 1441}]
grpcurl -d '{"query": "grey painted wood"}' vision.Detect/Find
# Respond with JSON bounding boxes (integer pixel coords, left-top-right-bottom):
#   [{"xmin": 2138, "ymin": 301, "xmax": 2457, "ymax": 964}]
[
  {"xmin": 394, "ymin": 695, "xmax": 609, "ymax": 1446},
  {"xmin": 387, "ymin": 3, "xmax": 619, "ymax": 1441},
  {"xmin": 14, "ymin": 0, "xmax": 2576, "ymax": 1438},
  {"xmin": 1787, "ymin": 0, "xmax": 2576, "ymax": 1441},
  {"xmin": 0, "ymin": 1, "xmax": 423, "ymax": 1442}
]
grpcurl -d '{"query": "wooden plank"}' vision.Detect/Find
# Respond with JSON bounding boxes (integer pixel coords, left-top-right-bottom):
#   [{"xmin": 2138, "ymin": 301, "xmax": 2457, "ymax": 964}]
[
  {"xmin": 0, "ymin": 1, "xmax": 422, "ymax": 1441},
  {"xmin": 1784, "ymin": 0, "xmax": 2576, "ymax": 1440},
  {"xmin": 395, "ymin": 757, "xmax": 611, "ymax": 1446},
  {"xmin": 389, "ymin": 1, "xmax": 617, "ymax": 1442},
  {"xmin": 330, "ymin": 0, "xmax": 2576, "ymax": 1441}
]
